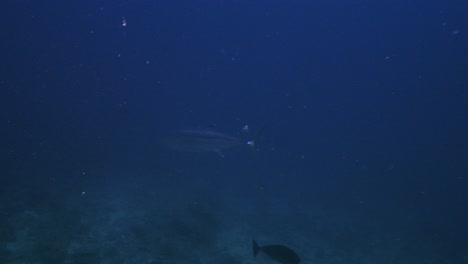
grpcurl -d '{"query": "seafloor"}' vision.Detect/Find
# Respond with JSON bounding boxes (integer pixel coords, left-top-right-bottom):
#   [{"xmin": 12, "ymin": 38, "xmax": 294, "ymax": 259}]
[{"xmin": 0, "ymin": 169, "xmax": 463, "ymax": 264}]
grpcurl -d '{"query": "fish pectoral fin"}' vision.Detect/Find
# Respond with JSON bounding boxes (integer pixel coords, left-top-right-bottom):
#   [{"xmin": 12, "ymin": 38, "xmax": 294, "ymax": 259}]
[{"xmin": 215, "ymin": 150, "xmax": 225, "ymax": 158}]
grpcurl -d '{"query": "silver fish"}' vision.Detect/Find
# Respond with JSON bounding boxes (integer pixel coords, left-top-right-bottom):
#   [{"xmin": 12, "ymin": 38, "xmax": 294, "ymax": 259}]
[{"xmin": 161, "ymin": 128, "xmax": 262, "ymax": 157}]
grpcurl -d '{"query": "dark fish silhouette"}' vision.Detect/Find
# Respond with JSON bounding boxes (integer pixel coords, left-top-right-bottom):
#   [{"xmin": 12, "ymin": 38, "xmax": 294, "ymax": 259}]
[
  {"xmin": 253, "ymin": 240, "xmax": 300, "ymax": 264},
  {"xmin": 161, "ymin": 126, "xmax": 264, "ymax": 157}
]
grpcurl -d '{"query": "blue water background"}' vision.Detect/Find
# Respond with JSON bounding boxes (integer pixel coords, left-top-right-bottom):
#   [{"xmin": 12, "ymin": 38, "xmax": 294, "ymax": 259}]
[{"xmin": 1, "ymin": 1, "xmax": 466, "ymax": 263}]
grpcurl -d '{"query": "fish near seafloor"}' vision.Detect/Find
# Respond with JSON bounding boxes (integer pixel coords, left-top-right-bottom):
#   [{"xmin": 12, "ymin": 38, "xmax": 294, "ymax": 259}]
[
  {"xmin": 253, "ymin": 240, "xmax": 301, "ymax": 264},
  {"xmin": 160, "ymin": 128, "xmax": 263, "ymax": 157}
]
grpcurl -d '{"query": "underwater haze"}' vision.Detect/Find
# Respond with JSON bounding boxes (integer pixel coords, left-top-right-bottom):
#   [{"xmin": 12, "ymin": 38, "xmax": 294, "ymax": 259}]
[{"xmin": 1, "ymin": 0, "xmax": 466, "ymax": 264}]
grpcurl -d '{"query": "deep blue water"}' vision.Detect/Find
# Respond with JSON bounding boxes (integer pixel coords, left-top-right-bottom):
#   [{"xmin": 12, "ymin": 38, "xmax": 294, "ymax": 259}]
[{"xmin": 1, "ymin": 1, "xmax": 466, "ymax": 264}]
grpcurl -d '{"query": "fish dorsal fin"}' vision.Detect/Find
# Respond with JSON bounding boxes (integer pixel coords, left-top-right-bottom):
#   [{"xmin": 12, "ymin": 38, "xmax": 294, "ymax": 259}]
[{"xmin": 198, "ymin": 124, "xmax": 218, "ymax": 131}]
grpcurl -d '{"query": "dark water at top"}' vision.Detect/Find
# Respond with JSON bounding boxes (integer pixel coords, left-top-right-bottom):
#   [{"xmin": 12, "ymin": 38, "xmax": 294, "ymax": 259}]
[{"xmin": 1, "ymin": 1, "xmax": 466, "ymax": 264}]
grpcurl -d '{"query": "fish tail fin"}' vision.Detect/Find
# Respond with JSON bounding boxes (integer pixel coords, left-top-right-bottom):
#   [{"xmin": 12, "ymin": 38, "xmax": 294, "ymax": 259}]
[
  {"xmin": 253, "ymin": 240, "xmax": 261, "ymax": 257},
  {"xmin": 247, "ymin": 125, "xmax": 266, "ymax": 150}
]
